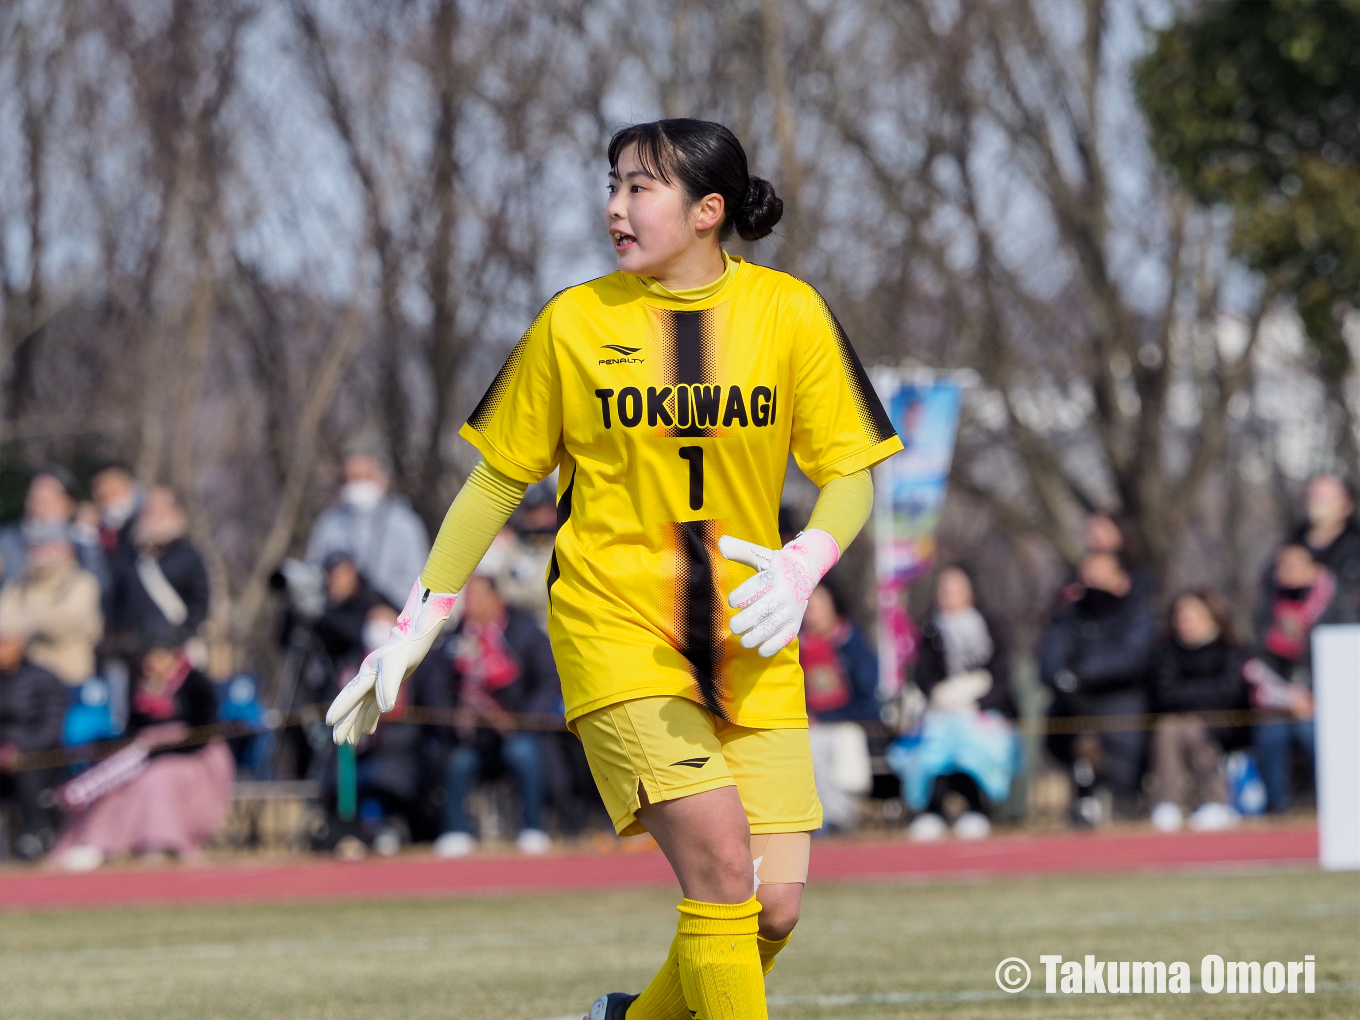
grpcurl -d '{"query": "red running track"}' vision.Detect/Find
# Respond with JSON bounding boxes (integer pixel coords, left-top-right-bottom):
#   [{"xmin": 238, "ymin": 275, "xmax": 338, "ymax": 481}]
[{"xmin": 0, "ymin": 825, "xmax": 1317, "ymax": 911}]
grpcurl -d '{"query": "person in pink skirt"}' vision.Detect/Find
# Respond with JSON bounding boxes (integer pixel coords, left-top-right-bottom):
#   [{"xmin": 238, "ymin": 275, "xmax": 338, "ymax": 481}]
[{"xmin": 51, "ymin": 627, "xmax": 233, "ymax": 870}]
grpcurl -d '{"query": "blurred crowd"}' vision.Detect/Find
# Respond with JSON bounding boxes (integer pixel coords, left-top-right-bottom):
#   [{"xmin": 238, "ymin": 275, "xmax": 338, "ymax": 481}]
[{"xmin": 1, "ymin": 454, "xmax": 1356, "ymax": 866}]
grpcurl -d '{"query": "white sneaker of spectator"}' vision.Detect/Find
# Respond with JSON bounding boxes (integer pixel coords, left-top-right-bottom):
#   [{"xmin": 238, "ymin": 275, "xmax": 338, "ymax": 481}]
[
  {"xmin": 907, "ymin": 812, "xmax": 948, "ymax": 842},
  {"xmin": 516, "ymin": 828, "xmax": 551, "ymax": 855},
  {"xmin": 372, "ymin": 826, "xmax": 402, "ymax": 857},
  {"xmin": 433, "ymin": 831, "xmax": 477, "ymax": 858},
  {"xmin": 1188, "ymin": 802, "xmax": 1240, "ymax": 831},
  {"xmin": 953, "ymin": 811, "xmax": 992, "ymax": 840},
  {"xmin": 56, "ymin": 845, "xmax": 104, "ymax": 872},
  {"xmin": 1150, "ymin": 802, "xmax": 1183, "ymax": 832}
]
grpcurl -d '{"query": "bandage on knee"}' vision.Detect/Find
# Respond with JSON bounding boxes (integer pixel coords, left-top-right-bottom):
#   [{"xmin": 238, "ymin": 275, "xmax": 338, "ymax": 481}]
[{"xmin": 749, "ymin": 831, "xmax": 811, "ymax": 886}]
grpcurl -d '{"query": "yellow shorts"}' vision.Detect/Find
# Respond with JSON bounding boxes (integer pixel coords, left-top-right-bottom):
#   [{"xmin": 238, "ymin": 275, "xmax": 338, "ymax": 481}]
[{"xmin": 574, "ymin": 695, "xmax": 822, "ymax": 838}]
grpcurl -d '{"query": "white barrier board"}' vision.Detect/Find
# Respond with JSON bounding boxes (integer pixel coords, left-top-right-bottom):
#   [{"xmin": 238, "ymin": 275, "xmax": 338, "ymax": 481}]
[{"xmin": 1314, "ymin": 624, "xmax": 1360, "ymax": 871}]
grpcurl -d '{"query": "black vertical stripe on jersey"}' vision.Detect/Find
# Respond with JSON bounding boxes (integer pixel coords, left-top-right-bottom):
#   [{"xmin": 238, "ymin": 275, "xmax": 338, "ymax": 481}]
[
  {"xmin": 467, "ymin": 292, "xmax": 562, "ymax": 431},
  {"xmin": 664, "ymin": 309, "xmax": 715, "ymax": 438},
  {"xmin": 812, "ymin": 291, "xmax": 896, "ymax": 446},
  {"xmin": 677, "ymin": 520, "xmax": 725, "ymax": 719},
  {"xmin": 545, "ymin": 466, "xmax": 576, "ymax": 602}
]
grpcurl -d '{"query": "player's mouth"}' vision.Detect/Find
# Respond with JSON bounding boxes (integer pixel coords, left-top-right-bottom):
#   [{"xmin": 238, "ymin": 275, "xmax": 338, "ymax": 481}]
[{"xmin": 611, "ymin": 230, "xmax": 637, "ymax": 253}]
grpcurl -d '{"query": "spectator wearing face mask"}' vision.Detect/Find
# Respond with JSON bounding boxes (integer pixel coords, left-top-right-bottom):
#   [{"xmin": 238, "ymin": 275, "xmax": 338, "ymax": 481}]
[
  {"xmin": 88, "ymin": 463, "xmax": 144, "ymax": 571},
  {"xmin": 0, "ymin": 522, "xmax": 103, "ymax": 686},
  {"xmin": 312, "ymin": 554, "xmax": 392, "ymax": 669},
  {"xmin": 1040, "ymin": 550, "xmax": 1156, "ymax": 825},
  {"xmin": 0, "ymin": 467, "xmax": 109, "ymax": 595},
  {"xmin": 305, "ymin": 450, "xmax": 430, "ymax": 610},
  {"xmin": 1245, "ymin": 543, "xmax": 1340, "ymax": 813},
  {"xmin": 107, "ymin": 487, "xmax": 211, "ymax": 659},
  {"xmin": 327, "ymin": 601, "xmax": 438, "ymax": 851}
]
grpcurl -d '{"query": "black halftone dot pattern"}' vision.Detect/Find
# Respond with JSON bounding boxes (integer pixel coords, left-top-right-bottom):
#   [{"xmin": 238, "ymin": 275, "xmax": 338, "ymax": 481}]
[
  {"xmin": 669, "ymin": 520, "xmax": 726, "ymax": 719},
  {"xmin": 810, "ymin": 290, "xmax": 895, "ymax": 446},
  {"xmin": 664, "ymin": 309, "xmax": 716, "ymax": 438},
  {"xmin": 466, "ymin": 293, "xmax": 561, "ymax": 432},
  {"xmin": 545, "ymin": 465, "xmax": 576, "ymax": 605}
]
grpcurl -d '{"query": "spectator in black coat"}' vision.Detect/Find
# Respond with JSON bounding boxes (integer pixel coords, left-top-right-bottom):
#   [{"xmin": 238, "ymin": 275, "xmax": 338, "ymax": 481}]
[
  {"xmin": 431, "ymin": 574, "xmax": 561, "ymax": 857},
  {"xmin": 107, "ymin": 486, "xmax": 210, "ymax": 658},
  {"xmin": 312, "ymin": 554, "xmax": 391, "ymax": 668},
  {"xmin": 0, "ymin": 623, "xmax": 67, "ymax": 859},
  {"xmin": 1291, "ymin": 474, "xmax": 1360, "ymax": 621},
  {"xmin": 1148, "ymin": 590, "xmax": 1248, "ymax": 833},
  {"xmin": 326, "ymin": 601, "xmax": 445, "ymax": 850},
  {"xmin": 89, "ymin": 463, "xmax": 143, "ymax": 573},
  {"xmin": 1040, "ymin": 550, "xmax": 1156, "ymax": 824}
]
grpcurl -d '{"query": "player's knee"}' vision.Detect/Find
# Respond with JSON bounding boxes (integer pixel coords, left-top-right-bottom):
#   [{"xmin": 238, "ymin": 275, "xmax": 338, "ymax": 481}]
[
  {"xmin": 710, "ymin": 848, "xmax": 757, "ymax": 900},
  {"xmin": 758, "ymin": 898, "xmax": 800, "ymax": 941}
]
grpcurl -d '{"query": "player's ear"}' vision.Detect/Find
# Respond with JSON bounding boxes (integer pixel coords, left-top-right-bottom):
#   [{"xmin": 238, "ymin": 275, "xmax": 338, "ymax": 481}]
[{"xmin": 692, "ymin": 192, "xmax": 725, "ymax": 234}]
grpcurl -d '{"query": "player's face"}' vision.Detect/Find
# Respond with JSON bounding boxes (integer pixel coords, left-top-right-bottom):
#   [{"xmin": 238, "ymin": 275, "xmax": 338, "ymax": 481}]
[{"xmin": 606, "ymin": 143, "xmax": 723, "ymax": 278}]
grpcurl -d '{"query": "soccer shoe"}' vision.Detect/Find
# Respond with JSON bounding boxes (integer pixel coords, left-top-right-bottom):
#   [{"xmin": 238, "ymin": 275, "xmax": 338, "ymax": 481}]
[{"xmin": 587, "ymin": 992, "xmax": 638, "ymax": 1020}]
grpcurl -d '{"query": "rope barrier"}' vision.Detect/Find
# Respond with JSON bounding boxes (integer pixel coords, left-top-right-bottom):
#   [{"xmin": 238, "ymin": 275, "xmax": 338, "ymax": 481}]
[{"xmin": 7, "ymin": 704, "xmax": 1297, "ymax": 774}]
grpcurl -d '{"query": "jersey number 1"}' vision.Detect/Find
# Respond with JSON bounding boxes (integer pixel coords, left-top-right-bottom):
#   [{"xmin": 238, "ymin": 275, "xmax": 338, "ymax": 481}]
[{"xmin": 678, "ymin": 446, "xmax": 704, "ymax": 511}]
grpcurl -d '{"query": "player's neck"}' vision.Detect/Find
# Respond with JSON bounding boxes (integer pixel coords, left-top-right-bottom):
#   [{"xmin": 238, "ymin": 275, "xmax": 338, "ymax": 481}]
[{"xmin": 645, "ymin": 245, "xmax": 726, "ymax": 292}]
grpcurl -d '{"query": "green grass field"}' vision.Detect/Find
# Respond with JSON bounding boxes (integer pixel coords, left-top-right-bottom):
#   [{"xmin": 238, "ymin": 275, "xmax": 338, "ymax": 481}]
[{"xmin": 2, "ymin": 868, "xmax": 1356, "ymax": 1019}]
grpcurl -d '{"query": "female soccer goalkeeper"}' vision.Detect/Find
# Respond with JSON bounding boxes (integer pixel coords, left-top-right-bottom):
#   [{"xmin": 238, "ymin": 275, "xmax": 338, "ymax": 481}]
[{"xmin": 327, "ymin": 119, "xmax": 901, "ymax": 1020}]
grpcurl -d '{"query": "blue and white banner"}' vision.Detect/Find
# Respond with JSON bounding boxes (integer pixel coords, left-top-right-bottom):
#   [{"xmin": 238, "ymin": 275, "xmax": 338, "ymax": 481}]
[{"xmin": 871, "ymin": 374, "xmax": 966, "ymax": 694}]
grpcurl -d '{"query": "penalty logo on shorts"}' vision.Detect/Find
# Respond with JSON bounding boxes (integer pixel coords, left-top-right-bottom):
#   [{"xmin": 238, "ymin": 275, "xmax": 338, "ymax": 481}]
[{"xmin": 671, "ymin": 757, "xmax": 710, "ymax": 769}]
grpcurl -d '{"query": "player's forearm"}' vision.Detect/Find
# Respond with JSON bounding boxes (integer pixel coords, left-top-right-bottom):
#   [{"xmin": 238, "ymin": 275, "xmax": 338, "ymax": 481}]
[
  {"xmin": 419, "ymin": 459, "xmax": 528, "ymax": 593},
  {"xmin": 805, "ymin": 468, "xmax": 873, "ymax": 552}
]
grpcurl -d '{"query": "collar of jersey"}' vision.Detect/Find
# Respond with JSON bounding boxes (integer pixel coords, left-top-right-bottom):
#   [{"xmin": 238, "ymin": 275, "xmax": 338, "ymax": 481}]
[{"xmin": 622, "ymin": 251, "xmax": 747, "ymax": 309}]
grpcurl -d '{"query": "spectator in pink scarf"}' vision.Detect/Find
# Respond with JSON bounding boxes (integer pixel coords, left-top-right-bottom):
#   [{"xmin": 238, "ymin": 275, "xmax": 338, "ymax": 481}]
[{"xmin": 1246, "ymin": 543, "xmax": 1339, "ymax": 813}]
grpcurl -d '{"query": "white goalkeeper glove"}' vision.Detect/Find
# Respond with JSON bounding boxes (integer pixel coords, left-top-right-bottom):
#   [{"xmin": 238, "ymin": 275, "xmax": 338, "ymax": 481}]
[
  {"xmin": 718, "ymin": 529, "xmax": 841, "ymax": 658},
  {"xmin": 325, "ymin": 579, "xmax": 458, "ymax": 745}
]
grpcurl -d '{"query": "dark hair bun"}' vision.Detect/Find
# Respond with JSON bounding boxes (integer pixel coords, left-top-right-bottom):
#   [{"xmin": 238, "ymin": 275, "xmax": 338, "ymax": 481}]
[{"xmin": 735, "ymin": 176, "xmax": 783, "ymax": 241}]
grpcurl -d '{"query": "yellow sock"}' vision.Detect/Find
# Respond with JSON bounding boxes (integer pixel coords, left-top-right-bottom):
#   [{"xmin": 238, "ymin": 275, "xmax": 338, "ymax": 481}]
[
  {"xmin": 674, "ymin": 895, "xmax": 766, "ymax": 1020},
  {"xmin": 625, "ymin": 926, "xmax": 789, "ymax": 1017},
  {"xmin": 757, "ymin": 932, "xmax": 791, "ymax": 975},
  {"xmin": 625, "ymin": 936, "xmax": 685, "ymax": 1020}
]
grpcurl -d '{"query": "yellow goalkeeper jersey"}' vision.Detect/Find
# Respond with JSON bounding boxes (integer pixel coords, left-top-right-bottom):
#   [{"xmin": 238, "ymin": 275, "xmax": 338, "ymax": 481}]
[{"xmin": 459, "ymin": 256, "xmax": 902, "ymax": 729}]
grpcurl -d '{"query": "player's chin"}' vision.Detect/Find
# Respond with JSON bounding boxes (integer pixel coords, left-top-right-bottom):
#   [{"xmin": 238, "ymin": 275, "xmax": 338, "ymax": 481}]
[{"xmin": 614, "ymin": 247, "xmax": 655, "ymax": 276}]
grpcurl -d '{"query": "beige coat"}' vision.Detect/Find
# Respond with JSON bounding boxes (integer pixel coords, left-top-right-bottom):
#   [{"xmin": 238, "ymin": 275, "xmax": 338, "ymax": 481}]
[{"xmin": 0, "ymin": 560, "xmax": 103, "ymax": 684}]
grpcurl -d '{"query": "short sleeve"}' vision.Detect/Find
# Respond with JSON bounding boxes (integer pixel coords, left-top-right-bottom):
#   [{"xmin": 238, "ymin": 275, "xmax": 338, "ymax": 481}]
[
  {"xmin": 789, "ymin": 287, "xmax": 903, "ymax": 486},
  {"xmin": 459, "ymin": 294, "xmax": 565, "ymax": 484}
]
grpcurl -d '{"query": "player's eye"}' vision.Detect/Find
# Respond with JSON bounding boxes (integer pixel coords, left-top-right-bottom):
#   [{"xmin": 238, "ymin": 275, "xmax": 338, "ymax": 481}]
[
  {"xmin": 607, "ymin": 184, "xmax": 617, "ymax": 194},
  {"xmin": 631, "ymin": 184, "xmax": 644, "ymax": 193}
]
